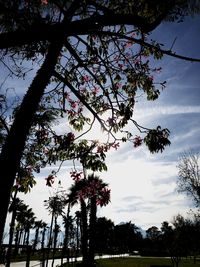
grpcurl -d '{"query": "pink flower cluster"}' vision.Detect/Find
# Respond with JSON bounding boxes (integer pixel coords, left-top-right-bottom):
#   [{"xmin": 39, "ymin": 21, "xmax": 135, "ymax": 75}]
[
  {"xmin": 70, "ymin": 171, "xmax": 83, "ymax": 182},
  {"xmin": 41, "ymin": 0, "xmax": 48, "ymax": 4},
  {"xmin": 71, "ymin": 173, "xmax": 111, "ymax": 207},
  {"xmin": 133, "ymin": 135, "xmax": 143, "ymax": 148},
  {"xmin": 45, "ymin": 174, "xmax": 55, "ymax": 187}
]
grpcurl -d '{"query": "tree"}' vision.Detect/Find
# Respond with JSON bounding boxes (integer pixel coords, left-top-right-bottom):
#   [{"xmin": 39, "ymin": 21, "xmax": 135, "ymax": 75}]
[
  {"xmin": 0, "ymin": 0, "xmax": 200, "ymax": 245},
  {"xmin": 6, "ymin": 198, "xmax": 26, "ymax": 267},
  {"xmin": 68, "ymin": 173, "xmax": 110, "ymax": 267},
  {"xmin": 95, "ymin": 217, "xmax": 114, "ymax": 255},
  {"xmin": 177, "ymin": 151, "xmax": 200, "ymax": 206},
  {"xmin": 142, "ymin": 226, "xmax": 162, "ymax": 256},
  {"xmin": 146, "ymin": 226, "xmax": 161, "ymax": 241},
  {"xmin": 44, "ymin": 192, "xmax": 67, "ymax": 267},
  {"xmin": 32, "ymin": 220, "xmax": 44, "ymax": 253},
  {"xmin": 160, "ymin": 221, "xmax": 174, "ymax": 255},
  {"xmin": 170, "ymin": 214, "xmax": 191, "ymax": 267},
  {"xmin": 23, "ymin": 208, "xmax": 36, "ymax": 247},
  {"xmin": 113, "ymin": 222, "xmax": 142, "ymax": 254},
  {"xmin": 61, "ymin": 212, "xmax": 74, "ymax": 265}
]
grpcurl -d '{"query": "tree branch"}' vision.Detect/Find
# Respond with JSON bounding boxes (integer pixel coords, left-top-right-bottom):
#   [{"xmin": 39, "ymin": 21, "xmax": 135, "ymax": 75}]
[
  {"xmin": 0, "ymin": 12, "xmax": 174, "ymax": 50},
  {"xmin": 97, "ymin": 30, "xmax": 200, "ymax": 62},
  {"xmin": 53, "ymin": 70, "xmax": 108, "ymax": 132}
]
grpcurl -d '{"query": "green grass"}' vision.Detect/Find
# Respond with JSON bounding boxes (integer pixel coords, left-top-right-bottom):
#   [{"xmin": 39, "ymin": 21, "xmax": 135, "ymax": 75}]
[
  {"xmin": 94, "ymin": 257, "xmax": 200, "ymax": 267},
  {"xmin": 60, "ymin": 257, "xmax": 200, "ymax": 267}
]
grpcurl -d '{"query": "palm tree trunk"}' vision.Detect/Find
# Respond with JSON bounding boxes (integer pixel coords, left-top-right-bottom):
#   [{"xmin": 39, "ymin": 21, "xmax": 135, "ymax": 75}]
[
  {"xmin": 6, "ymin": 191, "xmax": 18, "ymax": 267},
  {"xmin": 80, "ymin": 199, "xmax": 88, "ymax": 266},
  {"xmin": 75, "ymin": 216, "xmax": 80, "ymax": 261},
  {"xmin": 26, "ymin": 229, "xmax": 30, "ymax": 247},
  {"xmin": 13, "ymin": 228, "xmax": 19, "ymax": 257},
  {"xmin": 46, "ymin": 212, "xmax": 54, "ymax": 267},
  {"xmin": 51, "ymin": 216, "xmax": 58, "ymax": 267},
  {"xmin": 41, "ymin": 227, "xmax": 47, "ymax": 267},
  {"xmin": 32, "ymin": 227, "xmax": 39, "ymax": 254},
  {"xmin": 23, "ymin": 230, "xmax": 27, "ymax": 247},
  {"xmin": 41, "ymin": 227, "xmax": 46, "ymax": 251},
  {"xmin": 88, "ymin": 196, "xmax": 97, "ymax": 267},
  {"xmin": 0, "ymin": 40, "xmax": 64, "ymax": 245},
  {"xmin": 61, "ymin": 204, "xmax": 71, "ymax": 266}
]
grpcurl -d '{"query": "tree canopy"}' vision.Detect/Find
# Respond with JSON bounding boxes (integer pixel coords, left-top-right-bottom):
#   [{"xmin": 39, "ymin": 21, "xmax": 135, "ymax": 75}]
[{"xmin": 177, "ymin": 151, "xmax": 200, "ymax": 207}]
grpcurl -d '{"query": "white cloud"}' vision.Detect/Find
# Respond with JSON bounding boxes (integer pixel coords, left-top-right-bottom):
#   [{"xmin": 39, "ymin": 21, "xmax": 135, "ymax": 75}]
[{"xmin": 134, "ymin": 104, "xmax": 200, "ymax": 120}]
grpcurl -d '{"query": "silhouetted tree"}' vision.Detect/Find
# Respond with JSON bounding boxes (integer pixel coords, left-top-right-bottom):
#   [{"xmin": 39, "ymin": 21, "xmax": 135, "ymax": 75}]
[
  {"xmin": 177, "ymin": 151, "xmax": 200, "ymax": 206},
  {"xmin": 1, "ymin": 0, "xmax": 200, "ymax": 245}
]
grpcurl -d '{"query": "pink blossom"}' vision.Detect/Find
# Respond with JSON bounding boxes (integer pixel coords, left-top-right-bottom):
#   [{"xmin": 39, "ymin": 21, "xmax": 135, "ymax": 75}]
[
  {"xmin": 92, "ymin": 86, "xmax": 100, "ymax": 95},
  {"xmin": 70, "ymin": 171, "xmax": 83, "ymax": 182},
  {"xmin": 82, "ymin": 75, "xmax": 90, "ymax": 82},
  {"xmin": 112, "ymin": 142, "xmax": 120, "ymax": 150},
  {"xmin": 97, "ymin": 188, "xmax": 111, "ymax": 207},
  {"xmin": 125, "ymin": 41, "xmax": 134, "ymax": 48},
  {"xmin": 41, "ymin": 0, "xmax": 48, "ymax": 5},
  {"xmin": 70, "ymin": 100, "xmax": 77, "ymax": 109},
  {"xmin": 115, "ymin": 82, "xmax": 122, "ymax": 89},
  {"xmin": 45, "ymin": 175, "xmax": 55, "ymax": 187},
  {"xmin": 107, "ymin": 117, "xmax": 116, "ymax": 126},
  {"xmin": 118, "ymin": 63, "xmax": 124, "ymax": 70},
  {"xmin": 67, "ymin": 132, "xmax": 75, "ymax": 141},
  {"xmin": 133, "ymin": 135, "xmax": 142, "ymax": 148}
]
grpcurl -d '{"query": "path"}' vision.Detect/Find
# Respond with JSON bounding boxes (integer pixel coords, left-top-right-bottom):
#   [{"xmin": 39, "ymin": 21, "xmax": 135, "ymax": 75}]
[{"xmin": 0, "ymin": 254, "xmax": 130, "ymax": 267}]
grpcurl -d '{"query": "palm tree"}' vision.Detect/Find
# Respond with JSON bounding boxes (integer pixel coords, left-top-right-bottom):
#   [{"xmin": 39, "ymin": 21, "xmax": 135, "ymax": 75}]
[
  {"xmin": 74, "ymin": 211, "xmax": 81, "ymax": 260},
  {"xmin": 41, "ymin": 222, "xmax": 48, "ymax": 251},
  {"xmin": 67, "ymin": 174, "xmax": 110, "ymax": 267},
  {"xmin": 23, "ymin": 208, "xmax": 36, "ymax": 247},
  {"xmin": 87, "ymin": 174, "xmax": 110, "ymax": 266},
  {"xmin": 40, "ymin": 222, "xmax": 48, "ymax": 267},
  {"xmin": 32, "ymin": 220, "xmax": 44, "ymax": 253},
  {"xmin": 52, "ymin": 220, "xmax": 60, "ymax": 266},
  {"xmin": 61, "ymin": 202, "xmax": 73, "ymax": 266},
  {"xmin": 67, "ymin": 178, "xmax": 89, "ymax": 266},
  {"xmin": 6, "ymin": 197, "xmax": 25, "ymax": 267},
  {"xmin": 9, "ymin": 203, "xmax": 35, "ymax": 263},
  {"xmin": 44, "ymin": 192, "xmax": 67, "ymax": 267}
]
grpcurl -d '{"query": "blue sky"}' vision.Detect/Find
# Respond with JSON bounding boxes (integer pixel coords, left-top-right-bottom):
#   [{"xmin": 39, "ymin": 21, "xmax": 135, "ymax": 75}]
[{"xmin": 2, "ymin": 14, "xmax": 200, "ymax": 234}]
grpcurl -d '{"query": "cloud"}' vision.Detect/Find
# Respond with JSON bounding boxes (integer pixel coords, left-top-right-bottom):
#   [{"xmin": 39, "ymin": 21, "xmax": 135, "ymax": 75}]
[{"xmin": 122, "ymin": 195, "xmax": 143, "ymax": 202}]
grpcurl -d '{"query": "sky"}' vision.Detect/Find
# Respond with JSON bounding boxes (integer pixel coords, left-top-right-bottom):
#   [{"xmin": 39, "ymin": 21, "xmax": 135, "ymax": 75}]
[{"xmin": 2, "ymin": 14, "xmax": 200, "ymax": 235}]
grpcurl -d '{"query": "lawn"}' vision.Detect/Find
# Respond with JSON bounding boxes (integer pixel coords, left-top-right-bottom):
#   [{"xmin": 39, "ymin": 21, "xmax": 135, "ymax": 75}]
[
  {"xmin": 94, "ymin": 257, "xmax": 200, "ymax": 267},
  {"xmin": 89, "ymin": 256, "xmax": 200, "ymax": 267}
]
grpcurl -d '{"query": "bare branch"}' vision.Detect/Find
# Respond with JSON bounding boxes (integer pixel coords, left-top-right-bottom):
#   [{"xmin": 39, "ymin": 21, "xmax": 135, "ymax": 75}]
[{"xmin": 97, "ymin": 31, "xmax": 200, "ymax": 62}]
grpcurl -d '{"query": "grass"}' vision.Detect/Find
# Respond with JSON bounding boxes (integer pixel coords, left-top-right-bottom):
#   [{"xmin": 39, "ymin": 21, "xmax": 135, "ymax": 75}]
[
  {"xmin": 94, "ymin": 257, "xmax": 200, "ymax": 267},
  {"xmin": 63, "ymin": 256, "xmax": 200, "ymax": 267}
]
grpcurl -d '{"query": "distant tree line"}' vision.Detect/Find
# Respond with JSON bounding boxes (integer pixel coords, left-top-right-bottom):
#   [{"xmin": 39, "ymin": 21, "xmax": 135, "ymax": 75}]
[{"xmin": 2, "ymin": 192, "xmax": 200, "ymax": 267}]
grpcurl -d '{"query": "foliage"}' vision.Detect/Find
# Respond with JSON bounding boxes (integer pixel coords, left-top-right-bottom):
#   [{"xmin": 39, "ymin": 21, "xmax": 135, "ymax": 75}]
[{"xmin": 177, "ymin": 151, "xmax": 200, "ymax": 207}]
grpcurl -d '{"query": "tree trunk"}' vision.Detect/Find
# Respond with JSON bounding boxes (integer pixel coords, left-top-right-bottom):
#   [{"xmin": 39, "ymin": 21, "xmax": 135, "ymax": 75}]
[
  {"xmin": 41, "ymin": 227, "xmax": 47, "ymax": 267},
  {"xmin": 80, "ymin": 199, "xmax": 88, "ymax": 266},
  {"xmin": 61, "ymin": 204, "xmax": 71, "ymax": 266},
  {"xmin": 46, "ymin": 212, "xmax": 54, "ymax": 267},
  {"xmin": 51, "ymin": 216, "xmax": 58, "ymax": 267},
  {"xmin": 32, "ymin": 227, "xmax": 39, "ymax": 253},
  {"xmin": 41, "ymin": 228, "xmax": 46, "ymax": 251},
  {"xmin": 6, "ymin": 192, "xmax": 18, "ymax": 267},
  {"xmin": 26, "ymin": 229, "xmax": 30, "ymax": 247},
  {"xmin": 75, "ymin": 214, "xmax": 80, "ymax": 262},
  {"xmin": 0, "ymin": 40, "xmax": 64, "ymax": 245},
  {"xmin": 88, "ymin": 196, "xmax": 97, "ymax": 267}
]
